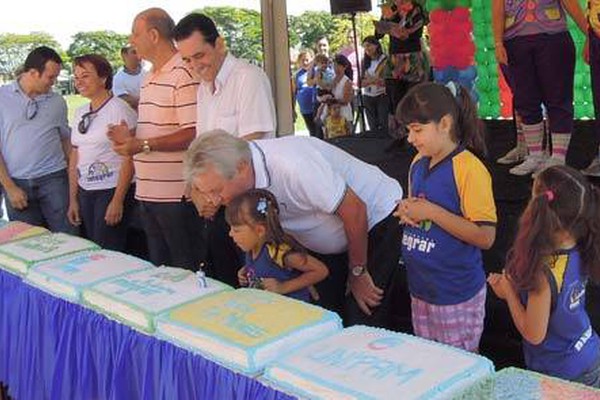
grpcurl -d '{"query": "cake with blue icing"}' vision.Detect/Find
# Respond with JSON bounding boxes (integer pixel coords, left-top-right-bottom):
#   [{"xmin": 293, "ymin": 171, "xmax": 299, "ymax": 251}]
[
  {"xmin": 155, "ymin": 288, "xmax": 342, "ymax": 375},
  {"xmin": 263, "ymin": 325, "xmax": 495, "ymax": 400},
  {"xmin": 0, "ymin": 233, "xmax": 99, "ymax": 275},
  {"xmin": 452, "ymin": 367, "xmax": 600, "ymax": 399},
  {"xmin": 26, "ymin": 250, "xmax": 151, "ymax": 302},
  {"xmin": 83, "ymin": 266, "xmax": 232, "ymax": 333}
]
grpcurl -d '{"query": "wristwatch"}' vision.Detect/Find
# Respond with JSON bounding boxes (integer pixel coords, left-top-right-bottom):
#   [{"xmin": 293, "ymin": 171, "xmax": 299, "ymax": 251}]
[
  {"xmin": 351, "ymin": 264, "xmax": 367, "ymax": 277},
  {"xmin": 142, "ymin": 139, "xmax": 151, "ymax": 155}
]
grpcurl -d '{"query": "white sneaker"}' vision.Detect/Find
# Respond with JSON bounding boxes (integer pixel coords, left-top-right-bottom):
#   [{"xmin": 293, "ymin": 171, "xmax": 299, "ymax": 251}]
[
  {"xmin": 532, "ymin": 157, "xmax": 564, "ymax": 179},
  {"xmin": 509, "ymin": 154, "xmax": 546, "ymax": 176},
  {"xmin": 582, "ymin": 157, "xmax": 600, "ymax": 177},
  {"xmin": 497, "ymin": 143, "xmax": 528, "ymax": 165}
]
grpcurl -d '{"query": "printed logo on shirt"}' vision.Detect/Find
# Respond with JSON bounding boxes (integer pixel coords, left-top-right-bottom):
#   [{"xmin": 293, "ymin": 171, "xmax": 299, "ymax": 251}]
[
  {"xmin": 568, "ymin": 281, "xmax": 586, "ymax": 311},
  {"xmin": 575, "ymin": 326, "xmax": 593, "ymax": 352},
  {"xmin": 419, "ymin": 220, "xmax": 432, "ymax": 232},
  {"xmin": 402, "ymin": 232, "xmax": 436, "ymax": 254},
  {"xmin": 86, "ymin": 161, "xmax": 114, "ymax": 183}
]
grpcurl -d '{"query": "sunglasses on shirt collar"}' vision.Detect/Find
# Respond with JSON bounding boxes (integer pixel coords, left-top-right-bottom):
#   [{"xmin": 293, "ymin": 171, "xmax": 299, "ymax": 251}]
[
  {"xmin": 25, "ymin": 99, "xmax": 38, "ymax": 120},
  {"xmin": 78, "ymin": 111, "xmax": 95, "ymax": 134},
  {"xmin": 78, "ymin": 95, "xmax": 114, "ymax": 134}
]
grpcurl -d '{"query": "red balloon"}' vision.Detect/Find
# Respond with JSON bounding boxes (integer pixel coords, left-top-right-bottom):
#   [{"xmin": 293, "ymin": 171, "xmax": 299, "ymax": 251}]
[{"xmin": 429, "ymin": 8, "xmax": 475, "ymax": 69}]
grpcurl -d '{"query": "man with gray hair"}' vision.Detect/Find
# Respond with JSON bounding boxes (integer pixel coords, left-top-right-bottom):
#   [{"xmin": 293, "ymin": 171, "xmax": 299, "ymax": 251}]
[
  {"xmin": 109, "ymin": 8, "xmax": 203, "ymax": 270},
  {"xmin": 184, "ymin": 130, "xmax": 404, "ymax": 329}
]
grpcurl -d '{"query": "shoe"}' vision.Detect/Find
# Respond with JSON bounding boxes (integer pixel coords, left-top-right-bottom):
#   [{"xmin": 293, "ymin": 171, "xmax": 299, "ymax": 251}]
[
  {"xmin": 582, "ymin": 157, "xmax": 600, "ymax": 177},
  {"xmin": 532, "ymin": 157, "xmax": 564, "ymax": 179},
  {"xmin": 509, "ymin": 154, "xmax": 546, "ymax": 176},
  {"xmin": 497, "ymin": 142, "xmax": 528, "ymax": 165}
]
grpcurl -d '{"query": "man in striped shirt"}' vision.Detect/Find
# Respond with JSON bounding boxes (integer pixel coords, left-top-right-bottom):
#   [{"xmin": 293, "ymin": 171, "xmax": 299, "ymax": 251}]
[{"xmin": 109, "ymin": 8, "xmax": 204, "ymax": 271}]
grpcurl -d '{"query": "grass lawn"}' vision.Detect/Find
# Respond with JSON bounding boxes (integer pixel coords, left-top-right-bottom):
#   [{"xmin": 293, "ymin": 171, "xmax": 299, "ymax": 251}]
[
  {"xmin": 293, "ymin": 103, "xmax": 308, "ymax": 135},
  {"xmin": 64, "ymin": 94, "xmax": 88, "ymax": 124}
]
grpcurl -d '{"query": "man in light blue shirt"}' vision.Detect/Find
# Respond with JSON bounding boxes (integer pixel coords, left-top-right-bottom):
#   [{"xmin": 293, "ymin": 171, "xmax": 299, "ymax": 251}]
[{"xmin": 0, "ymin": 46, "xmax": 74, "ymax": 233}]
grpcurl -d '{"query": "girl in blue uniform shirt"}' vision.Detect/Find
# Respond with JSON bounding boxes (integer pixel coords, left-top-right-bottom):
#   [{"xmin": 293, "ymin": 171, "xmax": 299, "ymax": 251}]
[
  {"xmin": 394, "ymin": 82, "xmax": 497, "ymax": 352},
  {"xmin": 489, "ymin": 165, "xmax": 600, "ymax": 387},
  {"xmin": 225, "ymin": 189, "xmax": 328, "ymax": 302}
]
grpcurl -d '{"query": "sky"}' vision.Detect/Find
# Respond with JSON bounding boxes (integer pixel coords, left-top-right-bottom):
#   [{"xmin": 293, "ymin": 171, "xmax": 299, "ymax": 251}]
[{"xmin": 0, "ymin": 0, "xmax": 380, "ymax": 48}]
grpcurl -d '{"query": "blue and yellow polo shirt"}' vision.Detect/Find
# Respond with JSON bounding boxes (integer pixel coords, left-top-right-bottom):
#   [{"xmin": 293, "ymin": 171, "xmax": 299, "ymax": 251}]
[{"xmin": 401, "ymin": 147, "xmax": 497, "ymax": 305}]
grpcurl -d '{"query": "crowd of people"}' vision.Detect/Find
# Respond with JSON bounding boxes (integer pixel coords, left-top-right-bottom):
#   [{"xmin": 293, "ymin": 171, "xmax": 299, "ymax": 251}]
[
  {"xmin": 292, "ymin": 0, "xmax": 429, "ymax": 138},
  {"xmin": 1, "ymin": 0, "xmax": 600, "ymax": 390}
]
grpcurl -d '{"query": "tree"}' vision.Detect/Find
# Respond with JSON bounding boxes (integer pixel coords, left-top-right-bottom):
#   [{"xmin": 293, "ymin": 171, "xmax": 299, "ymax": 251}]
[
  {"xmin": 67, "ymin": 31, "xmax": 129, "ymax": 70},
  {"xmin": 0, "ymin": 32, "xmax": 61, "ymax": 78},
  {"xmin": 194, "ymin": 6, "xmax": 263, "ymax": 65},
  {"xmin": 288, "ymin": 11, "xmax": 377, "ymax": 55}
]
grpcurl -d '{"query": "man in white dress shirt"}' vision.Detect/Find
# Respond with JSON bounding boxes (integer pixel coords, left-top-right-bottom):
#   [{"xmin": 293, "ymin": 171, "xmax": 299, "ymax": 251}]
[{"xmin": 174, "ymin": 12, "xmax": 276, "ymax": 141}]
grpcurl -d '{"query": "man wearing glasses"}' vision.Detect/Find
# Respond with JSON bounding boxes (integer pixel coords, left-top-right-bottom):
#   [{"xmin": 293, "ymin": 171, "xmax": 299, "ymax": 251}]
[{"xmin": 0, "ymin": 46, "xmax": 74, "ymax": 233}]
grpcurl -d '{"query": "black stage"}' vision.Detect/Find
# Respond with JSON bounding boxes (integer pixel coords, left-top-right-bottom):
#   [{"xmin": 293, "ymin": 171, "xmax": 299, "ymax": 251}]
[{"xmin": 331, "ymin": 119, "xmax": 600, "ymax": 369}]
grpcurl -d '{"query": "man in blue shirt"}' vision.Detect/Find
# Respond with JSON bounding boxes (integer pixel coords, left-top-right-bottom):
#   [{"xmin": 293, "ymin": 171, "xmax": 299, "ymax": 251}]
[{"xmin": 0, "ymin": 46, "xmax": 74, "ymax": 233}]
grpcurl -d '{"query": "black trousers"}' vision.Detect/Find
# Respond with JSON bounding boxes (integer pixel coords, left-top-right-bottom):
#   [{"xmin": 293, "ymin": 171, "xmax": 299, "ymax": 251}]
[
  {"xmin": 204, "ymin": 207, "xmax": 244, "ymax": 288},
  {"xmin": 313, "ymin": 212, "xmax": 412, "ymax": 332},
  {"xmin": 139, "ymin": 201, "xmax": 205, "ymax": 271}
]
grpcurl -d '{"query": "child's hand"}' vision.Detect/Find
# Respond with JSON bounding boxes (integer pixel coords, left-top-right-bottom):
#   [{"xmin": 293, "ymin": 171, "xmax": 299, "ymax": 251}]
[
  {"xmin": 261, "ymin": 278, "xmax": 284, "ymax": 294},
  {"xmin": 393, "ymin": 199, "xmax": 419, "ymax": 227},
  {"xmin": 237, "ymin": 267, "xmax": 249, "ymax": 287},
  {"xmin": 487, "ymin": 271, "xmax": 513, "ymax": 300},
  {"xmin": 395, "ymin": 197, "xmax": 434, "ymax": 225}
]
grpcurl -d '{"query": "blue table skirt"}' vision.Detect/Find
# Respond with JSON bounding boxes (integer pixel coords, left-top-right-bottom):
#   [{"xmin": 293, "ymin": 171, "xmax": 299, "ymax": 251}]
[{"xmin": 0, "ymin": 269, "xmax": 295, "ymax": 400}]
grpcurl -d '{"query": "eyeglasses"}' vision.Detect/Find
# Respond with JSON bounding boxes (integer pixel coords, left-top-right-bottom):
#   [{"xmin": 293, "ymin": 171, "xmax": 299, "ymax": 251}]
[
  {"xmin": 25, "ymin": 100, "xmax": 38, "ymax": 120},
  {"xmin": 78, "ymin": 95, "xmax": 114, "ymax": 134},
  {"xmin": 78, "ymin": 111, "xmax": 95, "ymax": 134}
]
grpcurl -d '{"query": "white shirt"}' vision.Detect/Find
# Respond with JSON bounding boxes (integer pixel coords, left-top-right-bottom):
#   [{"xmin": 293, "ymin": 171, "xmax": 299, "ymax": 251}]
[
  {"xmin": 250, "ymin": 137, "xmax": 403, "ymax": 254},
  {"xmin": 71, "ymin": 97, "xmax": 137, "ymax": 190},
  {"xmin": 196, "ymin": 54, "xmax": 276, "ymax": 138},
  {"xmin": 112, "ymin": 67, "xmax": 146, "ymax": 101},
  {"xmin": 363, "ymin": 54, "xmax": 387, "ymax": 97},
  {"xmin": 322, "ymin": 75, "xmax": 353, "ymax": 123}
]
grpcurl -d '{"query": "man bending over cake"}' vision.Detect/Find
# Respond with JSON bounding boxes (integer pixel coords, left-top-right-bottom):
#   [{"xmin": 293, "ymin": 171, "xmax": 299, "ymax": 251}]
[{"xmin": 183, "ymin": 130, "xmax": 407, "ymax": 330}]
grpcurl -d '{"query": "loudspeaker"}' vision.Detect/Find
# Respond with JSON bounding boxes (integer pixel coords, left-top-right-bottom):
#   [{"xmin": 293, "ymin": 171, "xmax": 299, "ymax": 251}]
[{"xmin": 330, "ymin": 0, "xmax": 372, "ymax": 15}]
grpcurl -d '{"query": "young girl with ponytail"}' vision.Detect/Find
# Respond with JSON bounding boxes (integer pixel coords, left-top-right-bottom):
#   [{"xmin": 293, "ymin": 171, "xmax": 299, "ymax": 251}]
[
  {"xmin": 394, "ymin": 82, "xmax": 497, "ymax": 352},
  {"xmin": 489, "ymin": 165, "xmax": 600, "ymax": 387},
  {"xmin": 225, "ymin": 188, "xmax": 328, "ymax": 303}
]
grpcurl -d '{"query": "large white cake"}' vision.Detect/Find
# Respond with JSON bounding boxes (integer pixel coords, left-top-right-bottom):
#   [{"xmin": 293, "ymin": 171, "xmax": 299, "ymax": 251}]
[
  {"xmin": 264, "ymin": 325, "xmax": 495, "ymax": 400},
  {"xmin": 0, "ymin": 221, "xmax": 49, "ymax": 245},
  {"xmin": 83, "ymin": 266, "xmax": 232, "ymax": 333},
  {"xmin": 155, "ymin": 288, "xmax": 342, "ymax": 375},
  {"xmin": 26, "ymin": 250, "xmax": 152, "ymax": 302},
  {"xmin": 0, "ymin": 233, "xmax": 99, "ymax": 275},
  {"xmin": 452, "ymin": 367, "xmax": 600, "ymax": 399}
]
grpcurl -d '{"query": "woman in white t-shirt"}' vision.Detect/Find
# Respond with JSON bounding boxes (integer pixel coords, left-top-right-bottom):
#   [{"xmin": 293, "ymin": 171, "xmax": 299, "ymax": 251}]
[
  {"xmin": 318, "ymin": 54, "xmax": 354, "ymax": 135},
  {"xmin": 67, "ymin": 54, "xmax": 136, "ymax": 251},
  {"xmin": 361, "ymin": 36, "xmax": 389, "ymax": 132}
]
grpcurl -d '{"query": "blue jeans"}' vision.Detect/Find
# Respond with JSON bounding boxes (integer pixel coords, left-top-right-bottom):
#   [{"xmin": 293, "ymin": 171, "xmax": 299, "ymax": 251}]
[
  {"xmin": 78, "ymin": 186, "xmax": 134, "ymax": 251},
  {"xmin": 3, "ymin": 169, "xmax": 75, "ymax": 234}
]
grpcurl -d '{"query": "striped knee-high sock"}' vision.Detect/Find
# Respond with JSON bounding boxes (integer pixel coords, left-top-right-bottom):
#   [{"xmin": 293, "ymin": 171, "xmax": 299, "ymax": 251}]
[
  {"xmin": 522, "ymin": 122, "xmax": 544, "ymax": 156},
  {"xmin": 551, "ymin": 133, "xmax": 571, "ymax": 162},
  {"xmin": 515, "ymin": 113, "xmax": 525, "ymax": 144}
]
